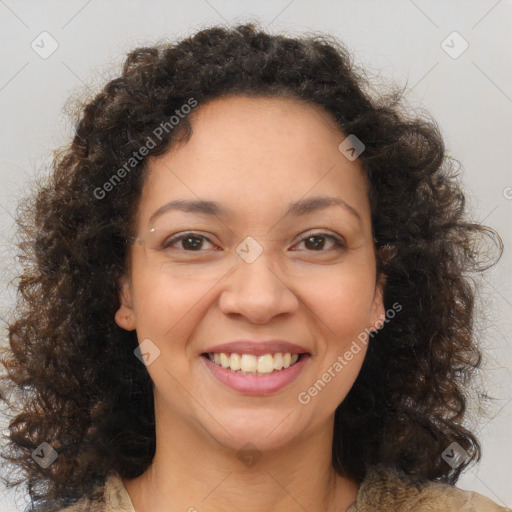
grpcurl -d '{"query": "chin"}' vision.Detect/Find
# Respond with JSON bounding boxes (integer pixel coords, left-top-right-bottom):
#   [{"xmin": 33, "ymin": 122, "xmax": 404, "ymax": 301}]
[{"xmin": 206, "ymin": 410, "xmax": 301, "ymax": 451}]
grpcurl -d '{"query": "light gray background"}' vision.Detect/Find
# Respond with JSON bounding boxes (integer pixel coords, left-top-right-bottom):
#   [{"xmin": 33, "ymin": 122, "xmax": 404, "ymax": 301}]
[{"xmin": 1, "ymin": 0, "xmax": 511, "ymax": 510}]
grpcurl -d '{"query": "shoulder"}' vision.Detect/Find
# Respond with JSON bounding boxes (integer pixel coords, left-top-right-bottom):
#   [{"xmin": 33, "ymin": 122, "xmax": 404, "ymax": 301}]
[
  {"xmin": 347, "ymin": 464, "xmax": 511, "ymax": 512},
  {"xmin": 55, "ymin": 471, "xmax": 135, "ymax": 512}
]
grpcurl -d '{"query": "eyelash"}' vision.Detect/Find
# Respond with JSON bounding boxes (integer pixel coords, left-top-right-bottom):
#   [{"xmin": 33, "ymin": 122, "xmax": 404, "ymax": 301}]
[{"xmin": 162, "ymin": 231, "xmax": 346, "ymax": 252}]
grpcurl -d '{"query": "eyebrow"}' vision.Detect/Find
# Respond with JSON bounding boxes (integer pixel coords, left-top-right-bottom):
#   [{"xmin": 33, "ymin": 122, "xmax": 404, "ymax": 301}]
[
  {"xmin": 148, "ymin": 195, "xmax": 362, "ymax": 225},
  {"xmin": 286, "ymin": 196, "xmax": 362, "ymax": 223}
]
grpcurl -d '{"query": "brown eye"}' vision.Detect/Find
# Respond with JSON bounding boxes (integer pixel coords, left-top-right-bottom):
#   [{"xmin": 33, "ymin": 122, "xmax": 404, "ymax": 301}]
[
  {"xmin": 162, "ymin": 232, "xmax": 217, "ymax": 251},
  {"xmin": 292, "ymin": 233, "xmax": 345, "ymax": 252},
  {"xmin": 180, "ymin": 236, "xmax": 205, "ymax": 250},
  {"xmin": 304, "ymin": 235, "xmax": 327, "ymax": 250}
]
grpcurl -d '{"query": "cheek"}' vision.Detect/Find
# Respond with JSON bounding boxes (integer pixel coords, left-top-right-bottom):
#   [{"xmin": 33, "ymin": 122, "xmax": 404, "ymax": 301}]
[
  {"xmin": 300, "ymin": 266, "xmax": 377, "ymax": 340},
  {"xmin": 130, "ymin": 268, "xmax": 217, "ymax": 343}
]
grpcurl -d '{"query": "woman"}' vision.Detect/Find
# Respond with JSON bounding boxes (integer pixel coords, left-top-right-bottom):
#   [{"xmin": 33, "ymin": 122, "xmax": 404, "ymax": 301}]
[{"xmin": 0, "ymin": 23, "xmax": 508, "ymax": 512}]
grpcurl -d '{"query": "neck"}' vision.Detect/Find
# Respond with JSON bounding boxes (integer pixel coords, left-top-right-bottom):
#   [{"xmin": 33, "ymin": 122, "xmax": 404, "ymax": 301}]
[{"xmin": 123, "ymin": 397, "xmax": 359, "ymax": 512}]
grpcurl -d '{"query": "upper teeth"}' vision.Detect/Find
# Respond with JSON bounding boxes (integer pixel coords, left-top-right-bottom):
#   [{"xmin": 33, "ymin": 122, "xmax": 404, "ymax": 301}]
[{"xmin": 208, "ymin": 352, "xmax": 300, "ymax": 373}]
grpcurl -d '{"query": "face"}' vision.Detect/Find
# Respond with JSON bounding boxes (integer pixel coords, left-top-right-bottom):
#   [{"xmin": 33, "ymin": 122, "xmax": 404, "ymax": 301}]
[{"xmin": 115, "ymin": 95, "xmax": 385, "ymax": 453}]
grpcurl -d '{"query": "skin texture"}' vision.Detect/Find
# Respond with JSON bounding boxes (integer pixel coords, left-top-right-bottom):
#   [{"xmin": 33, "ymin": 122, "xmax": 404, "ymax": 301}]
[{"xmin": 115, "ymin": 96, "xmax": 385, "ymax": 512}]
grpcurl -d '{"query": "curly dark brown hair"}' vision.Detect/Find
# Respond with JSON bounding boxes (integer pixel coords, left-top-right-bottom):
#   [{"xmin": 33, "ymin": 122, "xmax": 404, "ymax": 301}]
[{"xmin": 0, "ymin": 23, "xmax": 502, "ymax": 511}]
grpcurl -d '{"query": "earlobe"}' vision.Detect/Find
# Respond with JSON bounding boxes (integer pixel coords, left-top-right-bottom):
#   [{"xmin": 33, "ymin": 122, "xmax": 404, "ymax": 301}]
[
  {"xmin": 115, "ymin": 277, "xmax": 136, "ymax": 331},
  {"xmin": 369, "ymin": 274, "xmax": 386, "ymax": 332}
]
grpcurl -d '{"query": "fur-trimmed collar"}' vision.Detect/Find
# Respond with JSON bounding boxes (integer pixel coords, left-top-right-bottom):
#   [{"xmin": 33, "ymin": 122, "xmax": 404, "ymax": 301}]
[
  {"xmin": 59, "ymin": 464, "xmax": 510, "ymax": 511},
  {"xmin": 347, "ymin": 464, "xmax": 510, "ymax": 511}
]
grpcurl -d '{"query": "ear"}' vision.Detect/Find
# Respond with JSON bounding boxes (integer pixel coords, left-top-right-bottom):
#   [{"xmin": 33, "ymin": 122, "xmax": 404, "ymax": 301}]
[
  {"xmin": 369, "ymin": 272, "xmax": 386, "ymax": 332},
  {"xmin": 115, "ymin": 275, "xmax": 136, "ymax": 331}
]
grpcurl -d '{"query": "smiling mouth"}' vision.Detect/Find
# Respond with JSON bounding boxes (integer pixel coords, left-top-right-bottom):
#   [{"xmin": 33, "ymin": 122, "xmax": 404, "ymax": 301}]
[{"xmin": 201, "ymin": 352, "xmax": 305, "ymax": 376}]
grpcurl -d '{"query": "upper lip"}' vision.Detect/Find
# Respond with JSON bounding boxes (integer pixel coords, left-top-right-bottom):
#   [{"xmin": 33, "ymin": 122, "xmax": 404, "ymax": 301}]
[{"xmin": 201, "ymin": 340, "xmax": 310, "ymax": 357}]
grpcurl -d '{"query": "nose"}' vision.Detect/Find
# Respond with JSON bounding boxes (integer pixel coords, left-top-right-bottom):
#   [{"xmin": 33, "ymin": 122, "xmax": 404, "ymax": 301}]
[{"xmin": 218, "ymin": 251, "xmax": 299, "ymax": 324}]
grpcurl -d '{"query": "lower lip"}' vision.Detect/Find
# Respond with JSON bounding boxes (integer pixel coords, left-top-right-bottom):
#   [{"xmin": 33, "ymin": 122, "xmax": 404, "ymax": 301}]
[{"xmin": 202, "ymin": 354, "xmax": 311, "ymax": 396}]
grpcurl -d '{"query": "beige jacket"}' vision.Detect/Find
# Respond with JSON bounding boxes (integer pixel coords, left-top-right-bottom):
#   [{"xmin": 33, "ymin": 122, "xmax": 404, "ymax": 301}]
[{"xmin": 59, "ymin": 464, "xmax": 510, "ymax": 512}]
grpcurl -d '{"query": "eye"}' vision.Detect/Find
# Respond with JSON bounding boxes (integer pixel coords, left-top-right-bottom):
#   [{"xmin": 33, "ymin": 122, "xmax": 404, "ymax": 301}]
[
  {"xmin": 156, "ymin": 231, "xmax": 345, "ymax": 253},
  {"xmin": 162, "ymin": 232, "xmax": 218, "ymax": 251},
  {"xmin": 291, "ymin": 232, "xmax": 345, "ymax": 251}
]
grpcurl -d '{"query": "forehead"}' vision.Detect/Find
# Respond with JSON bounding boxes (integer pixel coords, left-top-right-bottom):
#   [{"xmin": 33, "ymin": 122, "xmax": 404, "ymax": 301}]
[
  {"xmin": 139, "ymin": 95, "xmax": 371, "ymax": 227},
  {"xmin": 184, "ymin": 95, "xmax": 345, "ymax": 153}
]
